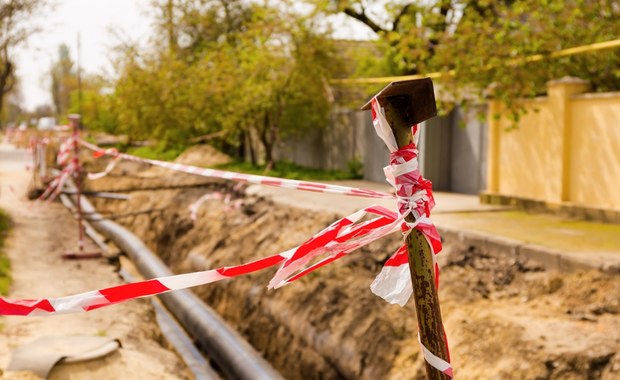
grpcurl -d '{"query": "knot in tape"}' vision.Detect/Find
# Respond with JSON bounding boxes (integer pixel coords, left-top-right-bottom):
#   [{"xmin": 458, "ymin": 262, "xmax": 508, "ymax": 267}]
[
  {"xmin": 385, "ymin": 144, "xmax": 435, "ymax": 231},
  {"xmin": 370, "ymin": 97, "xmax": 435, "ymax": 231}
]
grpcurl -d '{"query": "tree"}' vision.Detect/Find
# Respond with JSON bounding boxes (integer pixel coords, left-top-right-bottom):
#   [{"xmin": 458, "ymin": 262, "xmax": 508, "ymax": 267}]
[
  {"xmin": 0, "ymin": 0, "xmax": 46, "ymax": 121},
  {"xmin": 316, "ymin": 0, "xmax": 620, "ymax": 111},
  {"xmin": 50, "ymin": 43, "xmax": 78, "ymax": 119},
  {"xmin": 109, "ymin": 44, "xmax": 224, "ymax": 144},
  {"xmin": 68, "ymin": 74, "xmax": 117, "ymax": 133},
  {"xmin": 214, "ymin": 5, "xmax": 339, "ymax": 168},
  {"xmin": 109, "ymin": 0, "xmax": 340, "ymax": 167},
  {"xmin": 1, "ymin": 88, "xmax": 22, "ymax": 125}
]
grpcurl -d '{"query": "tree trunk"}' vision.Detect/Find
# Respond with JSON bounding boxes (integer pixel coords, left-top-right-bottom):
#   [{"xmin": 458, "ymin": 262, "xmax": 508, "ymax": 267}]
[
  {"xmin": 259, "ymin": 112, "xmax": 276, "ymax": 172},
  {"xmin": 0, "ymin": 48, "xmax": 14, "ymax": 119}
]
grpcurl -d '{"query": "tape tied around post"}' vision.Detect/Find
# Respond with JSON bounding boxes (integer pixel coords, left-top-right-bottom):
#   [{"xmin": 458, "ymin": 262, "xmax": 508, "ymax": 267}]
[
  {"xmin": 369, "ymin": 96, "xmax": 452, "ymax": 377},
  {"xmin": 15, "ymin": 112, "xmax": 452, "ymax": 376}
]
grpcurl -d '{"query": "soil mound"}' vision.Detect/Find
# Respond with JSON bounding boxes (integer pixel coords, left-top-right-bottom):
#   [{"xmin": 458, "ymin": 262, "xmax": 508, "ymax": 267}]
[{"xmin": 174, "ymin": 144, "xmax": 231, "ymax": 167}]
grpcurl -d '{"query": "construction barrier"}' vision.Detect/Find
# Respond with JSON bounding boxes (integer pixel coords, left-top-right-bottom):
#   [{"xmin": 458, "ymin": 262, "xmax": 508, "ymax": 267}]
[{"xmin": 1, "ymin": 96, "xmax": 453, "ymax": 376}]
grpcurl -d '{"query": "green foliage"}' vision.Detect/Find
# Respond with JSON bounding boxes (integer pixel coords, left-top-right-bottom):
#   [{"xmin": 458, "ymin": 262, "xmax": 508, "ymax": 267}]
[
  {"xmin": 51, "ymin": 43, "xmax": 78, "ymax": 119},
  {"xmin": 68, "ymin": 75, "xmax": 118, "ymax": 132},
  {"xmin": 434, "ymin": 0, "xmax": 620, "ymax": 110},
  {"xmin": 218, "ymin": 160, "xmax": 358, "ymax": 181},
  {"xmin": 347, "ymin": 157, "xmax": 363, "ymax": 179},
  {"xmin": 0, "ymin": 209, "xmax": 12, "ymax": 295},
  {"xmin": 110, "ymin": 51, "xmax": 217, "ymax": 146},
  {"xmin": 127, "ymin": 144, "xmax": 185, "ymax": 161},
  {"xmin": 103, "ymin": 0, "xmax": 341, "ymax": 168},
  {"xmin": 317, "ymin": 0, "xmax": 620, "ymax": 113}
]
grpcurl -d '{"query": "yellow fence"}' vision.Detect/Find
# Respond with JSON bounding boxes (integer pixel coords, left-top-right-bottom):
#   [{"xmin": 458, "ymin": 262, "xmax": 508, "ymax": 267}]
[{"xmin": 486, "ymin": 77, "xmax": 620, "ymax": 211}]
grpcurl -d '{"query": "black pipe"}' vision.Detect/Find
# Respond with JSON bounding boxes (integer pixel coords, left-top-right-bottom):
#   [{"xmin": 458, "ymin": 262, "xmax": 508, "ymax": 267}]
[
  {"xmin": 119, "ymin": 269, "xmax": 223, "ymax": 380},
  {"xmin": 68, "ymin": 186, "xmax": 284, "ymax": 380}
]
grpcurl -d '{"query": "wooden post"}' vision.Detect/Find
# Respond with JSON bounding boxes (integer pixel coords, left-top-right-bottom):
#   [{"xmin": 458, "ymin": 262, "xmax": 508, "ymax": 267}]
[
  {"xmin": 62, "ymin": 114, "xmax": 101, "ymax": 260},
  {"xmin": 385, "ymin": 99, "xmax": 450, "ymax": 379},
  {"xmin": 69, "ymin": 114, "xmax": 85, "ymax": 253},
  {"xmin": 362, "ymin": 79, "xmax": 450, "ymax": 379}
]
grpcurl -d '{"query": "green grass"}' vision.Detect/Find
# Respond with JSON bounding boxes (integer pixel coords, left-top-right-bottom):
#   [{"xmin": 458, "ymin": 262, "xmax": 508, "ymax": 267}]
[
  {"xmin": 217, "ymin": 160, "xmax": 360, "ymax": 181},
  {"xmin": 126, "ymin": 145, "xmax": 185, "ymax": 161},
  {"xmin": 0, "ymin": 209, "xmax": 12, "ymax": 295},
  {"xmin": 90, "ymin": 137, "xmax": 362, "ymax": 180}
]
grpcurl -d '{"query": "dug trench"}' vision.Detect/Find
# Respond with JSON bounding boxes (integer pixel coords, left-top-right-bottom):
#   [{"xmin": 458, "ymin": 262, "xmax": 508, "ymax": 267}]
[{"xmin": 83, "ymin": 153, "xmax": 620, "ymax": 380}]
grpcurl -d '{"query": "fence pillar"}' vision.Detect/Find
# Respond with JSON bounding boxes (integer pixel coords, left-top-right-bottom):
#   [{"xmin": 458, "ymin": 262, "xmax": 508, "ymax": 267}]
[
  {"xmin": 486, "ymin": 99, "xmax": 501, "ymax": 193},
  {"xmin": 546, "ymin": 77, "xmax": 588, "ymax": 202}
]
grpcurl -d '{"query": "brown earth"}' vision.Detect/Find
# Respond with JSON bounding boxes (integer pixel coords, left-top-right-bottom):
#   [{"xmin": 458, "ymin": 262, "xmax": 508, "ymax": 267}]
[
  {"xmin": 0, "ymin": 145, "xmax": 189, "ymax": 380},
  {"xmin": 83, "ymin": 156, "xmax": 620, "ymax": 380},
  {"xmin": 173, "ymin": 144, "xmax": 232, "ymax": 167}
]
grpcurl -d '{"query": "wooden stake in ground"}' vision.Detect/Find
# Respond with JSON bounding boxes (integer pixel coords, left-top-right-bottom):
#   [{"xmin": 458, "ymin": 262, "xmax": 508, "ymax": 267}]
[
  {"xmin": 70, "ymin": 115, "xmax": 85, "ymax": 253},
  {"xmin": 362, "ymin": 79, "xmax": 450, "ymax": 379},
  {"xmin": 63, "ymin": 114, "xmax": 101, "ymax": 260}
]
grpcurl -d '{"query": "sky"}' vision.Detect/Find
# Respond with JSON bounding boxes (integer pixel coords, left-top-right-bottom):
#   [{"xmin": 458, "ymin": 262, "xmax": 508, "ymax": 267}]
[
  {"xmin": 14, "ymin": 0, "xmax": 376, "ymax": 112},
  {"xmin": 14, "ymin": 0, "xmax": 153, "ymax": 111}
]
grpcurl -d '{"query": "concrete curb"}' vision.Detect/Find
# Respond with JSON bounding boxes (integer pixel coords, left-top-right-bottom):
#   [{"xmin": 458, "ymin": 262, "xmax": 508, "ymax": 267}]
[
  {"xmin": 480, "ymin": 192, "xmax": 620, "ymax": 224},
  {"xmin": 437, "ymin": 226, "xmax": 619, "ymax": 274}
]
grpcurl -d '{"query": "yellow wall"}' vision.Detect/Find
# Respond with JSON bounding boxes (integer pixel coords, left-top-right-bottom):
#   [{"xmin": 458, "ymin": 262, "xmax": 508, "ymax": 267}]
[
  {"xmin": 570, "ymin": 95, "xmax": 620, "ymax": 209},
  {"xmin": 497, "ymin": 101, "xmax": 562, "ymax": 201},
  {"xmin": 487, "ymin": 78, "xmax": 620, "ymax": 211}
]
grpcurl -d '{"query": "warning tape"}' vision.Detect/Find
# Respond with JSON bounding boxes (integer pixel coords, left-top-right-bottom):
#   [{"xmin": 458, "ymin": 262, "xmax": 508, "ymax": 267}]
[
  {"xmin": 79, "ymin": 140, "xmax": 394, "ymax": 200},
  {"xmin": 3, "ymin": 104, "xmax": 451, "ymax": 376},
  {"xmin": 189, "ymin": 183, "xmax": 244, "ymax": 220},
  {"xmin": 368, "ymin": 97, "xmax": 452, "ymax": 376},
  {"xmin": 37, "ymin": 136, "xmax": 78, "ymax": 202},
  {"xmin": 0, "ymin": 204, "xmax": 407, "ymax": 316}
]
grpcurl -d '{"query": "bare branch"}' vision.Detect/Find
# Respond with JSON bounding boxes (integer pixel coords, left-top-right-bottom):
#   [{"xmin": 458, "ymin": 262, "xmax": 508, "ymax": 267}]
[
  {"xmin": 343, "ymin": 6, "xmax": 386, "ymax": 34},
  {"xmin": 392, "ymin": 3, "xmax": 414, "ymax": 31}
]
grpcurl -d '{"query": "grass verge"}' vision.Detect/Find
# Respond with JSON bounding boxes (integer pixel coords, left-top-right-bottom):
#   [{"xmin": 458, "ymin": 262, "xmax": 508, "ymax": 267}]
[
  {"xmin": 218, "ymin": 160, "xmax": 360, "ymax": 181},
  {"xmin": 127, "ymin": 145, "xmax": 185, "ymax": 161},
  {"xmin": 0, "ymin": 209, "xmax": 12, "ymax": 295},
  {"xmin": 94, "ymin": 140, "xmax": 361, "ymax": 181}
]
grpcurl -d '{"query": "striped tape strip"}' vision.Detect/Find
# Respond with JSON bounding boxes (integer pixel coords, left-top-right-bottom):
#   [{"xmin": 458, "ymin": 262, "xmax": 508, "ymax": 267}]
[
  {"xmin": 79, "ymin": 140, "xmax": 394, "ymax": 200},
  {"xmin": 10, "ymin": 110, "xmax": 450, "ymax": 374},
  {"xmin": 0, "ymin": 205, "xmax": 402, "ymax": 316}
]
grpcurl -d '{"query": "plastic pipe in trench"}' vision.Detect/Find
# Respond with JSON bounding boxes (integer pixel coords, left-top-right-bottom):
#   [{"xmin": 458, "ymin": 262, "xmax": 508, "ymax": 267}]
[{"xmin": 65, "ymin": 183, "xmax": 284, "ymax": 380}]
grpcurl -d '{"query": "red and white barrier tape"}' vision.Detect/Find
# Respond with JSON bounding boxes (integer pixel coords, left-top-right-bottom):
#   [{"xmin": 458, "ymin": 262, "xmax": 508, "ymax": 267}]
[
  {"xmin": 0, "ymin": 205, "xmax": 402, "ymax": 316},
  {"xmin": 56, "ymin": 136, "xmax": 74, "ymax": 166},
  {"xmin": 87, "ymin": 155, "xmax": 121, "ymax": 180},
  {"xmin": 367, "ymin": 97, "xmax": 452, "ymax": 377},
  {"xmin": 189, "ymin": 183, "xmax": 244, "ymax": 220},
  {"xmin": 79, "ymin": 140, "xmax": 394, "ymax": 200},
  {"xmin": 38, "ymin": 135, "xmax": 78, "ymax": 202},
  {"xmin": 6, "ymin": 105, "xmax": 451, "ymax": 375}
]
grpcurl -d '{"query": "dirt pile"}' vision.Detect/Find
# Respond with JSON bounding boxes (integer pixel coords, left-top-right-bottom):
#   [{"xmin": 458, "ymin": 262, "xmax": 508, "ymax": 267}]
[
  {"xmin": 84, "ymin": 157, "xmax": 620, "ymax": 380},
  {"xmin": 173, "ymin": 144, "xmax": 231, "ymax": 167}
]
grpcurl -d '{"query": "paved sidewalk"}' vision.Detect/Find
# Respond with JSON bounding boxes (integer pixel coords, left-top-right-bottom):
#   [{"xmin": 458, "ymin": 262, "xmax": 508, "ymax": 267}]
[
  {"xmin": 247, "ymin": 180, "xmax": 620, "ymax": 273},
  {"xmin": 246, "ymin": 180, "xmax": 505, "ymax": 215}
]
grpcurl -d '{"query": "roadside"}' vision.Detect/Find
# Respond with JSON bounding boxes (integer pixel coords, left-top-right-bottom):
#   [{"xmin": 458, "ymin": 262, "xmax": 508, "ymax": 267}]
[
  {"xmin": 0, "ymin": 143, "xmax": 188, "ymax": 379},
  {"xmin": 83, "ymin": 157, "xmax": 620, "ymax": 379},
  {"xmin": 247, "ymin": 180, "xmax": 620, "ymax": 272}
]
